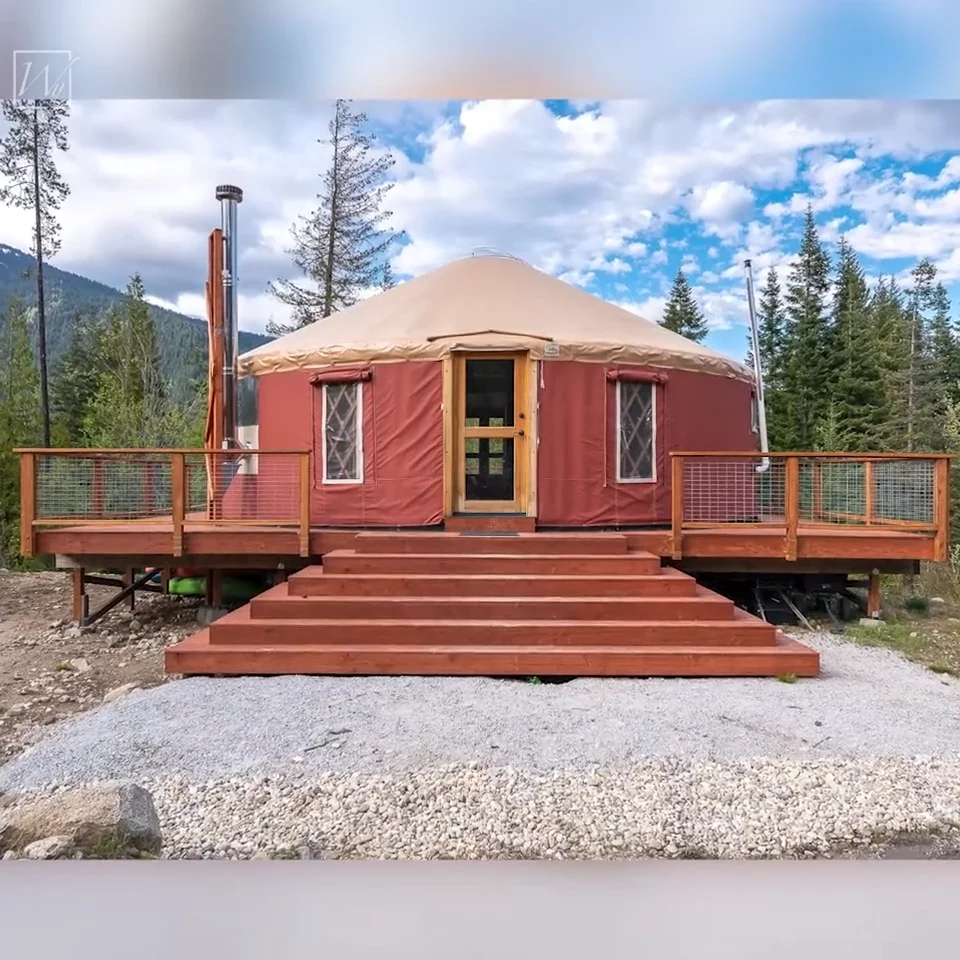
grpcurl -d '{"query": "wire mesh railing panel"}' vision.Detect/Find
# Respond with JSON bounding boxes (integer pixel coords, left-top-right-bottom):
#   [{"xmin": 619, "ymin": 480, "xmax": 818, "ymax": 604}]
[
  {"xmin": 681, "ymin": 456, "xmax": 786, "ymax": 524},
  {"xmin": 36, "ymin": 454, "xmax": 175, "ymax": 521},
  {"xmin": 676, "ymin": 454, "xmax": 939, "ymax": 530},
  {"xmin": 31, "ymin": 450, "xmax": 309, "ymax": 527},
  {"xmin": 872, "ymin": 459, "xmax": 935, "ymax": 524},
  {"xmin": 798, "ymin": 457, "xmax": 935, "ymax": 526},
  {"xmin": 189, "ymin": 451, "xmax": 302, "ymax": 523},
  {"xmin": 799, "ymin": 459, "xmax": 865, "ymax": 524}
]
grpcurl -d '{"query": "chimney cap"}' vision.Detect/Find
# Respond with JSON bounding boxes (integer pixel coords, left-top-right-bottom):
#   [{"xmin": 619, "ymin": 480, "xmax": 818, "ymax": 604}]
[{"xmin": 215, "ymin": 184, "xmax": 243, "ymax": 202}]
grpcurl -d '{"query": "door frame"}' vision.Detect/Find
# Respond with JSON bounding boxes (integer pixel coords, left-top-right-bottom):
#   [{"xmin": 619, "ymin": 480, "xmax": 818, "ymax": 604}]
[{"xmin": 442, "ymin": 350, "xmax": 538, "ymax": 517}]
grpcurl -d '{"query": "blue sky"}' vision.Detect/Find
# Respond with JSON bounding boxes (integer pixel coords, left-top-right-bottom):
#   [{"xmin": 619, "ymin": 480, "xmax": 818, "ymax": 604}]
[{"xmin": 2, "ymin": 98, "xmax": 960, "ymax": 365}]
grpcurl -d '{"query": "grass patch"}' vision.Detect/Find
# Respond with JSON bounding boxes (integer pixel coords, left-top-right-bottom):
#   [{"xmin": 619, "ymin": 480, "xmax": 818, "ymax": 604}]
[
  {"xmin": 929, "ymin": 663, "xmax": 960, "ymax": 678},
  {"xmin": 844, "ymin": 618, "xmax": 960, "ymax": 677},
  {"xmin": 776, "ymin": 673, "xmax": 798, "ymax": 684}
]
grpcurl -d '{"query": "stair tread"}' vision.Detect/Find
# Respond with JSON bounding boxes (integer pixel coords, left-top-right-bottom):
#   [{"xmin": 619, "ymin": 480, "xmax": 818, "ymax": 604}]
[
  {"xmin": 172, "ymin": 640, "xmax": 812, "ymax": 656},
  {"xmin": 289, "ymin": 569, "xmax": 691, "ymax": 581},
  {"xmin": 216, "ymin": 617, "xmax": 770, "ymax": 628},
  {"xmin": 324, "ymin": 550, "xmax": 659, "ymax": 560}
]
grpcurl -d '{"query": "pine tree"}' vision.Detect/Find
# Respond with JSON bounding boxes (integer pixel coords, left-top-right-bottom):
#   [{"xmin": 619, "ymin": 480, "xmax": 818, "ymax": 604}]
[
  {"xmin": 829, "ymin": 238, "xmax": 885, "ymax": 450},
  {"xmin": 902, "ymin": 258, "xmax": 939, "ymax": 451},
  {"xmin": 0, "ymin": 296, "xmax": 41, "ymax": 565},
  {"xmin": 82, "ymin": 275, "xmax": 184, "ymax": 448},
  {"xmin": 871, "ymin": 276, "xmax": 911, "ymax": 450},
  {"xmin": 51, "ymin": 312, "xmax": 108, "ymax": 444},
  {"xmin": 0, "ymin": 98, "xmax": 71, "ymax": 448},
  {"xmin": 268, "ymin": 99, "xmax": 403, "ymax": 331},
  {"xmin": 659, "ymin": 269, "xmax": 708, "ymax": 342},
  {"xmin": 926, "ymin": 281, "xmax": 960, "ymax": 447},
  {"xmin": 781, "ymin": 207, "xmax": 832, "ymax": 450}
]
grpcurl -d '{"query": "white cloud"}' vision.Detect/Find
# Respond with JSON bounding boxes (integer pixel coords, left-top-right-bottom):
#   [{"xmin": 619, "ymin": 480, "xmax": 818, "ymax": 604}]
[{"xmin": 685, "ymin": 181, "xmax": 754, "ymax": 224}]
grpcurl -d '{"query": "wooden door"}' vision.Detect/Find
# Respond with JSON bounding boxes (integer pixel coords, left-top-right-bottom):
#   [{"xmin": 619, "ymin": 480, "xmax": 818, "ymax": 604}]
[{"xmin": 452, "ymin": 353, "xmax": 529, "ymax": 514}]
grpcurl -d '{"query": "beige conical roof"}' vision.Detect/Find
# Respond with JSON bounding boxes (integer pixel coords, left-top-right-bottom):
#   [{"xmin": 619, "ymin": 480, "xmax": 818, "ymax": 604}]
[{"xmin": 240, "ymin": 254, "xmax": 752, "ymax": 382}]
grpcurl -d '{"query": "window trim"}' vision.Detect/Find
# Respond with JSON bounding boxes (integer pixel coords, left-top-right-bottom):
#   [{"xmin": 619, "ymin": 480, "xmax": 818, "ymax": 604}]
[
  {"xmin": 320, "ymin": 380, "xmax": 364, "ymax": 485},
  {"xmin": 615, "ymin": 379, "xmax": 657, "ymax": 484}
]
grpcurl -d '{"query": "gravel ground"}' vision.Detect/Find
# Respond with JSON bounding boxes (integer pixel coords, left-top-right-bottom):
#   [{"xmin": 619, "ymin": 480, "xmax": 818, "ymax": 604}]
[
  {"xmin": 3, "ymin": 630, "xmax": 960, "ymax": 859},
  {"xmin": 1, "ymin": 631, "xmax": 959, "ymax": 792}
]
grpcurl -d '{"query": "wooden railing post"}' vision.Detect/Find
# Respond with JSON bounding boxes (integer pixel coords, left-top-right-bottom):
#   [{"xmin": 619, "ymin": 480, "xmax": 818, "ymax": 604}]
[
  {"xmin": 670, "ymin": 455, "xmax": 683, "ymax": 560},
  {"xmin": 19, "ymin": 451, "xmax": 36, "ymax": 557},
  {"xmin": 934, "ymin": 456, "xmax": 950, "ymax": 562},
  {"xmin": 299, "ymin": 452, "xmax": 311, "ymax": 558},
  {"xmin": 864, "ymin": 460, "xmax": 875, "ymax": 526},
  {"xmin": 785, "ymin": 456, "xmax": 799, "ymax": 561},
  {"xmin": 171, "ymin": 452, "xmax": 185, "ymax": 557}
]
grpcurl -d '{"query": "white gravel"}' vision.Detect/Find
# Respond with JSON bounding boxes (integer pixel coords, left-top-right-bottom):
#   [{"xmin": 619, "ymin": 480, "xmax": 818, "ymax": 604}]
[{"xmin": 3, "ymin": 631, "xmax": 960, "ymax": 859}]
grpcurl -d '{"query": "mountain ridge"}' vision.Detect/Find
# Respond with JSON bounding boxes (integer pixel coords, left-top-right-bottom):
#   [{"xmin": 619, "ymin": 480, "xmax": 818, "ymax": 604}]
[{"xmin": 0, "ymin": 243, "xmax": 272, "ymax": 401}]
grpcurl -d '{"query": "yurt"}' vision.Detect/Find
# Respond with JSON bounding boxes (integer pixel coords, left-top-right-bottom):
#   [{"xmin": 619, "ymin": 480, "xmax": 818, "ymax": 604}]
[{"xmin": 237, "ymin": 253, "xmax": 758, "ymax": 529}]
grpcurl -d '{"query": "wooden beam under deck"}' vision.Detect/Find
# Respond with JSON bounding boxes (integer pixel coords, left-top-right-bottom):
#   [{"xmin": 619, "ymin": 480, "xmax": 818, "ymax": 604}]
[{"xmin": 30, "ymin": 520, "xmax": 941, "ymax": 571}]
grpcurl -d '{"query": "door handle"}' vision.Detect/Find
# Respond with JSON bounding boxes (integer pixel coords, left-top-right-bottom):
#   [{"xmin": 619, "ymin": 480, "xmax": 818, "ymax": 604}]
[{"xmin": 517, "ymin": 430, "xmax": 525, "ymax": 437}]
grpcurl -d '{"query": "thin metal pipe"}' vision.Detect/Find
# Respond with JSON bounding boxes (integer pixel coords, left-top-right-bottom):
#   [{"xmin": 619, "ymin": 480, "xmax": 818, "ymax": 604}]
[
  {"xmin": 215, "ymin": 184, "xmax": 243, "ymax": 449},
  {"xmin": 744, "ymin": 259, "xmax": 771, "ymax": 474}
]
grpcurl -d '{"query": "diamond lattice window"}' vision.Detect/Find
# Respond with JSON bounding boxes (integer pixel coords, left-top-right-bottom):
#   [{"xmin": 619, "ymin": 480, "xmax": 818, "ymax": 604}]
[
  {"xmin": 323, "ymin": 382, "xmax": 361, "ymax": 482},
  {"xmin": 618, "ymin": 381, "xmax": 654, "ymax": 481}
]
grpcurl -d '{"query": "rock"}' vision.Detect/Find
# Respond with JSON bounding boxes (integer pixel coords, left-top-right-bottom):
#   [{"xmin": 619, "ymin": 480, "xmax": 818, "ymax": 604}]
[
  {"xmin": 64, "ymin": 625, "xmax": 82, "ymax": 639},
  {"xmin": 129, "ymin": 619, "xmax": 143, "ymax": 632},
  {"xmin": 858, "ymin": 618, "xmax": 883, "ymax": 629},
  {"xmin": 103, "ymin": 682, "xmax": 139, "ymax": 704},
  {"xmin": 24, "ymin": 835, "xmax": 75, "ymax": 860},
  {"xmin": 65, "ymin": 658, "xmax": 92, "ymax": 673},
  {"xmin": 2, "ymin": 850, "xmax": 18, "ymax": 860},
  {"xmin": 0, "ymin": 782, "xmax": 162, "ymax": 856},
  {"xmin": 931, "ymin": 597, "xmax": 946, "ymax": 605}
]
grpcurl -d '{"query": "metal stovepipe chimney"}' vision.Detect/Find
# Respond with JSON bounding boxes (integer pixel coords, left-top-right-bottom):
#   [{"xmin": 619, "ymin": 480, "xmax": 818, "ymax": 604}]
[{"xmin": 215, "ymin": 184, "xmax": 243, "ymax": 448}]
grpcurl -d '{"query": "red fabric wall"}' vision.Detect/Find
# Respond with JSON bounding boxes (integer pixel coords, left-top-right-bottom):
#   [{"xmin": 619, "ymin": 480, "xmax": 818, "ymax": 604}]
[
  {"xmin": 536, "ymin": 361, "xmax": 757, "ymax": 526},
  {"xmin": 257, "ymin": 361, "xmax": 445, "ymax": 526},
  {"xmin": 251, "ymin": 358, "xmax": 755, "ymax": 529}
]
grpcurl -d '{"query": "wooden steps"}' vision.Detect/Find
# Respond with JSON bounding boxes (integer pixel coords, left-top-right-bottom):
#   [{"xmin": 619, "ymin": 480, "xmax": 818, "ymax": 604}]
[
  {"xmin": 322, "ymin": 550, "xmax": 662, "ymax": 576},
  {"xmin": 165, "ymin": 533, "xmax": 821, "ymax": 678},
  {"xmin": 286, "ymin": 568, "xmax": 698, "ymax": 598}
]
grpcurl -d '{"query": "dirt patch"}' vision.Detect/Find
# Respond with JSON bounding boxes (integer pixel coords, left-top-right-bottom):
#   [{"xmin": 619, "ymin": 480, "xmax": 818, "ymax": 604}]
[{"xmin": 0, "ymin": 570, "xmax": 201, "ymax": 765}]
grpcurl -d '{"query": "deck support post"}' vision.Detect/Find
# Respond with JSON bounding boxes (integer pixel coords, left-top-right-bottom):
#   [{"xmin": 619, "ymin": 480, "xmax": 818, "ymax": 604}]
[
  {"xmin": 867, "ymin": 569, "xmax": 881, "ymax": 619},
  {"xmin": 206, "ymin": 569, "xmax": 223, "ymax": 608},
  {"xmin": 122, "ymin": 567, "xmax": 136, "ymax": 612},
  {"xmin": 71, "ymin": 567, "xmax": 88, "ymax": 624}
]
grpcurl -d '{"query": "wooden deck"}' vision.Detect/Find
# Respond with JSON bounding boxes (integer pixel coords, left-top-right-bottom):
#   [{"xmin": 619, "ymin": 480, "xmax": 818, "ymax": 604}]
[{"xmin": 16, "ymin": 447, "xmax": 950, "ymax": 679}]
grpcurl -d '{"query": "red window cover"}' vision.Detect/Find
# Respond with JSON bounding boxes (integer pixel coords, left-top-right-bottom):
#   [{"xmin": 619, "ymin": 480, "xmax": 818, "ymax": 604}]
[
  {"xmin": 605, "ymin": 369, "xmax": 667, "ymax": 384},
  {"xmin": 309, "ymin": 366, "xmax": 373, "ymax": 385}
]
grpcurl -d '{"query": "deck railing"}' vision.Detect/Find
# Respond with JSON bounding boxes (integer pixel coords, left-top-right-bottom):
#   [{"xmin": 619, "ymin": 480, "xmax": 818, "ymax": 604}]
[
  {"xmin": 669, "ymin": 452, "xmax": 952, "ymax": 562},
  {"xmin": 17, "ymin": 448, "xmax": 312, "ymax": 558}
]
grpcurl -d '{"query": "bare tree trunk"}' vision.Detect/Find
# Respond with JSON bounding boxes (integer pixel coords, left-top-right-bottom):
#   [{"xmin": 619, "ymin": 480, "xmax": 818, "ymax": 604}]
[
  {"xmin": 907, "ymin": 302, "xmax": 916, "ymax": 453},
  {"xmin": 322, "ymin": 105, "xmax": 341, "ymax": 320},
  {"xmin": 32, "ymin": 104, "xmax": 51, "ymax": 448}
]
